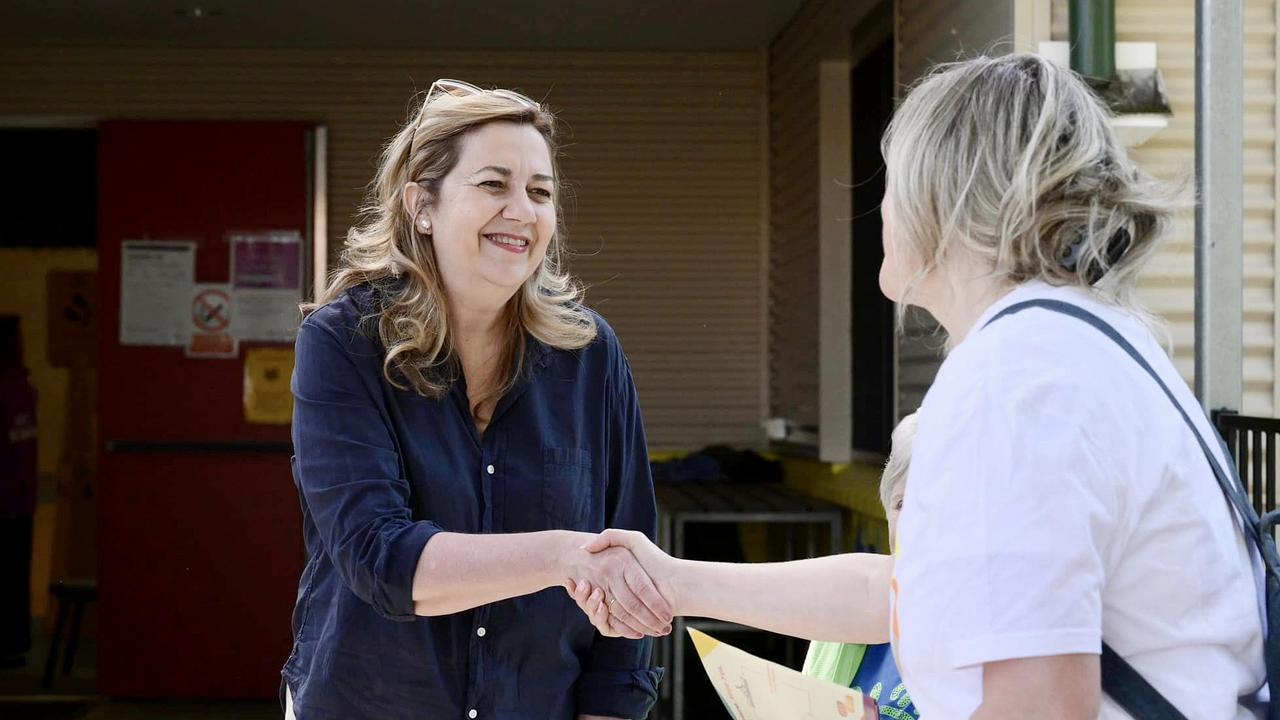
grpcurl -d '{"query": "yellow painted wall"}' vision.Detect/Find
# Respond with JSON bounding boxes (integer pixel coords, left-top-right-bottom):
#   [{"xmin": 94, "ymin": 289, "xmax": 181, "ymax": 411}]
[
  {"xmin": 0, "ymin": 248, "xmax": 98, "ymax": 618},
  {"xmin": 781, "ymin": 457, "xmax": 890, "ymax": 554},
  {"xmin": 0, "ymin": 249, "xmax": 97, "ymax": 476}
]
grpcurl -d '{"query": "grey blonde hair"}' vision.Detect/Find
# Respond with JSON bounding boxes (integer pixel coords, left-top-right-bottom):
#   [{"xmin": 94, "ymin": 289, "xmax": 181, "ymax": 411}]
[
  {"xmin": 880, "ymin": 412, "xmax": 919, "ymax": 510},
  {"xmin": 882, "ymin": 53, "xmax": 1178, "ymax": 324},
  {"xmin": 306, "ymin": 86, "xmax": 596, "ymax": 404}
]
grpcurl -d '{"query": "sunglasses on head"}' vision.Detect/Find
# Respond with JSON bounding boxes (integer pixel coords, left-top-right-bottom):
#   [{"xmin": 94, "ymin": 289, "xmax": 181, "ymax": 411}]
[{"xmin": 408, "ymin": 79, "xmax": 539, "ymax": 148}]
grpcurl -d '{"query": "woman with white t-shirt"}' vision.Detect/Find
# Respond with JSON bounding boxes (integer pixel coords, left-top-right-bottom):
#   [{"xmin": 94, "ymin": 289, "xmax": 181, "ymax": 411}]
[
  {"xmin": 880, "ymin": 53, "xmax": 1265, "ymax": 717},
  {"xmin": 567, "ymin": 52, "xmax": 1266, "ymax": 717}
]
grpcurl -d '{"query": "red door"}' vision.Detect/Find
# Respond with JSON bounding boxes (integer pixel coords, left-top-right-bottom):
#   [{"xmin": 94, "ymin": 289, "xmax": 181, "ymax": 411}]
[{"xmin": 97, "ymin": 121, "xmax": 310, "ymax": 697}]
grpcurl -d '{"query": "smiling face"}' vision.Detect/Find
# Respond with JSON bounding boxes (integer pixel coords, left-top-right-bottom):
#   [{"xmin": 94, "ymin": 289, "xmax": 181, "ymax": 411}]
[{"xmin": 420, "ymin": 121, "xmax": 557, "ymax": 308}]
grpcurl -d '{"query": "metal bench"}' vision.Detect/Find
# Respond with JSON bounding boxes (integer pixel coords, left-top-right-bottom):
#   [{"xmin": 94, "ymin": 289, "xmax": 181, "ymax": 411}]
[{"xmin": 652, "ymin": 481, "xmax": 846, "ymax": 720}]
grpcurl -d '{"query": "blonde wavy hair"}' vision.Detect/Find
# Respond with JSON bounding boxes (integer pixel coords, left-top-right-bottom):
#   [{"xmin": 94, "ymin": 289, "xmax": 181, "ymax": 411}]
[
  {"xmin": 882, "ymin": 53, "xmax": 1179, "ymax": 326},
  {"xmin": 306, "ymin": 84, "xmax": 597, "ymax": 404}
]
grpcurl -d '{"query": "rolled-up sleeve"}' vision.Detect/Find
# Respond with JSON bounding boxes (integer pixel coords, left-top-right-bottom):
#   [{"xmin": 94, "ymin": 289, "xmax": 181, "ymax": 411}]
[
  {"xmin": 575, "ymin": 350, "xmax": 664, "ymax": 719},
  {"xmin": 291, "ymin": 317, "xmax": 442, "ymax": 621}
]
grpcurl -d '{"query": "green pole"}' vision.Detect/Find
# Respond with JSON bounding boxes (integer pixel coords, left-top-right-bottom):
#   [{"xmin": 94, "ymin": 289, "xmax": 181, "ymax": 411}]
[{"xmin": 1070, "ymin": 0, "xmax": 1115, "ymax": 86}]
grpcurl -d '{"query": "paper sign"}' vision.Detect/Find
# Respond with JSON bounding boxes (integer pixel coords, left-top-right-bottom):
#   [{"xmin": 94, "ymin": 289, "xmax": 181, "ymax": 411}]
[
  {"xmin": 243, "ymin": 348, "xmax": 295, "ymax": 424},
  {"xmin": 689, "ymin": 628, "xmax": 877, "ymax": 720},
  {"xmin": 120, "ymin": 241, "xmax": 195, "ymax": 346},
  {"xmin": 186, "ymin": 284, "xmax": 237, "ymax": 359},
  {"xmin": 230, "ymin": 231, "xmax": 303, "ymax": 343},
  {"xmin": 187, "ymin": 332, "xmax": 237, "ymax": 358}
]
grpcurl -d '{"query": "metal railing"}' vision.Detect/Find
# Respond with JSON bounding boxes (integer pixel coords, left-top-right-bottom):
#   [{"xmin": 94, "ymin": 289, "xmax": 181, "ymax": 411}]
[{"xmin": 1214, "ymin": 412, "xmax": 1280, "ymax": 516}]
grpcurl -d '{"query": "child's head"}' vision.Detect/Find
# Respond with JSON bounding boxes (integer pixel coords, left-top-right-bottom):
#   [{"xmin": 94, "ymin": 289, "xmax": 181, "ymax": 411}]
[{"xmin": 880, "ymin": 412, "xmax": 919, "ymax": 549}]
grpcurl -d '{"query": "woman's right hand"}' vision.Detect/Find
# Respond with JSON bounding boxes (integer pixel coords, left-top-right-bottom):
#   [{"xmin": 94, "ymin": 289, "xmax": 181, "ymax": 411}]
[
  {"xmin": 568, "ymin": 575, "xmax": 647, "ymax": 639},
  {"xmin": 562, "ymin": 539, "xmax": 673, "ymax": 639},
  {"xmin": 567, "ymin": 529, "xmax": 681, "ymax": 638}
]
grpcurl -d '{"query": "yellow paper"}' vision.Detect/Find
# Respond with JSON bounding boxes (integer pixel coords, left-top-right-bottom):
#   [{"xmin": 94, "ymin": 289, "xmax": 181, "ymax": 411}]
[
  {"xmin": 688, "ymin": 628, "xmax": 873, "ymax": 720},
  {"xmin": 243, "ymin": 348, "xmax": 295, "ymax": 424}
]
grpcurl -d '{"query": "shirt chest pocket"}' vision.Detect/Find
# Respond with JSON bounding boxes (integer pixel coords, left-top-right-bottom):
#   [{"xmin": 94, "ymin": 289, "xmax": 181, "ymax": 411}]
[{"xmin": 542, "ymin": 447, "xmax": 594, "ymax": 530}]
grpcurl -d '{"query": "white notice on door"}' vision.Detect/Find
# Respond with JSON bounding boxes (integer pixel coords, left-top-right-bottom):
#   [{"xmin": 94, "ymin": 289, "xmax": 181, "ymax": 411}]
[
  {"xmin": 120, "ymin": 241, "xmax": 196, "ymax": 346},
  {"xmin": 230, "ymin": 230, "xmax": 303, "ymax": 342}
]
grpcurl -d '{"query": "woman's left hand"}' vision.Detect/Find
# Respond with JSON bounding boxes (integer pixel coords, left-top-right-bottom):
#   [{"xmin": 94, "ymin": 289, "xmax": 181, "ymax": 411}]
[{"xmin": 567, "ymin": 576, "xmax": 658, "ymax": 639}]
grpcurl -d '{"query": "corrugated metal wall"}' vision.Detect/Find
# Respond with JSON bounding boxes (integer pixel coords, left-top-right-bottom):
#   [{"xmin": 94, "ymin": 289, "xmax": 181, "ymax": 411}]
[
  {"xmin": 1051, "ymin": 0, "xmax": 1278, "ymax": 415},
  {"xmin": 889, "ymin": 0, "xmax": 1276, "ymax": 417},
  {"xmin": 768, "ymin": 0, "xmax": 1016, "ymax": 432},
  {"xmin": 769, "ymin": 5, "xmax": 825, "ymax": 430},
  {"xmin": 0, "ymin": 47, "xmax": 767, "ymax": 449},
  {"xmin": 767, "ymin": 0, "xmax": 878, "ymax": 431},
  {"xmin": 893, "ymin": 0, "xmax": 1015, "ymax": 418}
]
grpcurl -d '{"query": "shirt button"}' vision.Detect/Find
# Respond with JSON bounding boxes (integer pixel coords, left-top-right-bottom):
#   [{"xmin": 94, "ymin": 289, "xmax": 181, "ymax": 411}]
[
  {"xmin": 476, "ymin": 627, "xmax": 486, "ymax": 637},
  {"xmin": 486, "ymin": 464, "xmax": 495, "ymax": 475},
  {"xmin": 468, "ymin": 711, "xmax": 478, "ymax": 719}
]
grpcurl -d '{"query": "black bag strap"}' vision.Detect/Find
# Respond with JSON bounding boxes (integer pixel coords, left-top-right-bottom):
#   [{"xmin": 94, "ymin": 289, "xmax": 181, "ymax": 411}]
[
  {"xmin": 982, "ymin": 297, "xmax": 1271, "ymax": 720},
  {"xmin": 983, "ymin": 299, "xmax": 1266, "ymax": 556},
  {"xmin": 1099, "ymin": 643, "xmax": 1187, "ymax": 719}
]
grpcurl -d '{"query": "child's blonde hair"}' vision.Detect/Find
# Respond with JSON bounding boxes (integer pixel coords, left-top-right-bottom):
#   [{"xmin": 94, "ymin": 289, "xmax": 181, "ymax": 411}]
[{"xmin": 880, "ymin": 413, "xmax": 919, "ymax": 510}]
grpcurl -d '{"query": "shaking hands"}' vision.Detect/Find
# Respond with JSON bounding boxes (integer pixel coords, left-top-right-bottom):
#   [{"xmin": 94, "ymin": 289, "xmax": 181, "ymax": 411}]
[{"xmin": 564, "ymin": 529, "xmax": 681, "ymax": 639}]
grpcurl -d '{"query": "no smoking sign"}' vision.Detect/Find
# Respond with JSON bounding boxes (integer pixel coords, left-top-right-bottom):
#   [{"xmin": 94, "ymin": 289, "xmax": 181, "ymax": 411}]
[
  {"xmin": 186, "ymin": 284, "xmax": 237, "ymax": 358},
  {"xmin": 192, "ymin": 288, "xmax": 232, "ymax": 332}
]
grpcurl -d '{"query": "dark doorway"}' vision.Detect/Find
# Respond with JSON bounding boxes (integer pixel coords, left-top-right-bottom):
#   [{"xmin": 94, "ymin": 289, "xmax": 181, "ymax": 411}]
[
  {"xmin": 0, "ymin": 127, "xmax": 99, "ymax": 702},
  {"xmin": 849, "ymin": 8, "xmax": 896, "ymax": 455},
  {"xmin": 0, "ymin": 130, "xmax": 97, "ymax": 248}
]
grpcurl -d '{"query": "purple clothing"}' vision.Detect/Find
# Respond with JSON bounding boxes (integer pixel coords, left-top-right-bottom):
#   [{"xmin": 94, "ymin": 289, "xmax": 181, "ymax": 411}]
[{"xmin": 0, "ymin": 371, "xmax": 37, "ymax": 519}]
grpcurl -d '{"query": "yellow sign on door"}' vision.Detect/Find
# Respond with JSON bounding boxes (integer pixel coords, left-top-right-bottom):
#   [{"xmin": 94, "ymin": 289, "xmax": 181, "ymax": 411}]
[{"xmin": 243, "ymin": 348, "xmax": 295, "ymax": 424}]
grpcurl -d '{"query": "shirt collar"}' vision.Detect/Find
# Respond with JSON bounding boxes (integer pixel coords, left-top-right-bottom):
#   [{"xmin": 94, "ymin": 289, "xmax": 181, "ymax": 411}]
[{"xmin": 964, "ymin": 279, "xmax": 1090, "ymax": 341}]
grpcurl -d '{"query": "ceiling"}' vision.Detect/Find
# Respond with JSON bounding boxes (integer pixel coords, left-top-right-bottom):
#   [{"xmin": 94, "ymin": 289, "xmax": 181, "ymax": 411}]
[{"xmin": 0, "ymin": 0, "xmax": 809, "ymax": 51}]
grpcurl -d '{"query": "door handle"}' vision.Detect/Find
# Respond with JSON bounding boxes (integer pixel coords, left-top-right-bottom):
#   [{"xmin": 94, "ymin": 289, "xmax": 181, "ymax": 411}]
[{"xmin": 105, "ymin": 440, "xmax": 292, "ymax": 454}]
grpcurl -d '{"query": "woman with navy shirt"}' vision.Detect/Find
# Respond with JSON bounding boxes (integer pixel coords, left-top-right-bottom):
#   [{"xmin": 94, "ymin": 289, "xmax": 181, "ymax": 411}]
[{"xmin": 283, "ymin": 80, "xmax": 669, "ymax": 720}]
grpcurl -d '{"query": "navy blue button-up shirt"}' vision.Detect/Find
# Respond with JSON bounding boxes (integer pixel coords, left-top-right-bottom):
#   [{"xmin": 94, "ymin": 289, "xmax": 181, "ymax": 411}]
[{"xmin": 283, "ymin": 285, "xmax": 661, "ymax": 720}]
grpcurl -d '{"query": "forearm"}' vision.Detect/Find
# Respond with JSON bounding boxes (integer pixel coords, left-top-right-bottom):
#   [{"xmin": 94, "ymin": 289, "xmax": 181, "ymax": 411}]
[
  {"xmin": 412, "ymin": 530, "xmax": 583, "ymax": 616},
  {"xmin": 672, "ymin": 553, "xmax": 892, "ymax": 644}
]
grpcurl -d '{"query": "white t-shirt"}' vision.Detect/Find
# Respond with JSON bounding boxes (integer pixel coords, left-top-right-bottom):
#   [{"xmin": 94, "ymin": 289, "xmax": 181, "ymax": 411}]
[{"xmin": 891, "ymin": 281, "xmax": 1265, "ymax": 718}]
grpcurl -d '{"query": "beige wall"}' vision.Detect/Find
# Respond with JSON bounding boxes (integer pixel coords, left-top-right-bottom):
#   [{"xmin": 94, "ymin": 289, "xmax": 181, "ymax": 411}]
[
  {"xmin": 768, "ymin": 0, "xmax": 876, "ymax": 429},
  {"xmin": 1051, "ymin": 0, "xmax": 1279, "ymax": 415},
  {"xmin": 0, "ymin": 47, "xmax": 768, "ymax": 450},
  {"xmin": 772, "ymin": 0, "xmax": 1280, "ymax": 439},
  {"xmin": 768, "ymin": 0, "xmax": 1015, "ymax": 436}
]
